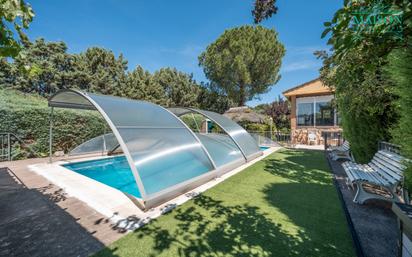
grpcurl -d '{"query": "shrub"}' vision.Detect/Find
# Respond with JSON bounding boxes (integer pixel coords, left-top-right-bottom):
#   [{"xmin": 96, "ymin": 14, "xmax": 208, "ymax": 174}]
[
  {"xmin": 0, "ymin": 89, "xmax": 107, "ymax": 159},
  {"xmin": 387, "ymin": 43, "xmax": 412, "ymax": 190}
]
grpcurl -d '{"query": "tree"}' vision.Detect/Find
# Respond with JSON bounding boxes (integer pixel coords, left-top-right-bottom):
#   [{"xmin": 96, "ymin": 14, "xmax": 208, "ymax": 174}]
[
  {"xmin": 318, "ymin": 0, "xmax": 410, "ymax": 162},
  {"xmin": 0, "ymin": 0, "xmax": 34, "ymax": 57},
  {"xmin": 79, "ymin": 47, "xmax": 128, "ymax": 96},
  {"xmin": 255, "ymin": 96, "xmax": 290, "ymax": 131},
  {"xmin": 122, "ymin": 65, "xmax": 166, "ymax": 105},
  {"xmin": 199, "ymin": 25, "xmax": 285, "ymax": 107},
  {"xmin": 10, "ymin": 38, "xmax": 73, "ymax": 96},
  {"xmin": 252, "ymin": 0, "xmax": 278, "ymax": 24},
  {"xmin": 152, "ymin": 68, "xmax": 200, "ymax": 107},
  {"xmin": 197, "ymin": 82, "xmax": 232, "ymax": 114},
  {"xmin": 0, "ymin": 58, "xmax": 13, "ymax": 87}
]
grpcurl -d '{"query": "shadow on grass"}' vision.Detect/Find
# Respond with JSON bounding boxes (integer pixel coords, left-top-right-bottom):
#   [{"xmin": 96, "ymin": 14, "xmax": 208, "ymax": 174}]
[
  {"xmin": 97, "ymin": 149, "xmax": 354, "ymax": 257},
  {"xmin": 98, "ymin": 195, "xmax": 350, "ymax": 257},
  {"xmin": 264, "ymin": 149, "xmax": 331, "ymax": 184}
]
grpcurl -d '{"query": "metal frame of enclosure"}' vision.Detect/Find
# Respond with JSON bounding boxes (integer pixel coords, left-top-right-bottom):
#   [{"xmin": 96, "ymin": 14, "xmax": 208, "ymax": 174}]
[{"xmin": 48, "ymin": 89, "xmax": 262, "ymax": 209}]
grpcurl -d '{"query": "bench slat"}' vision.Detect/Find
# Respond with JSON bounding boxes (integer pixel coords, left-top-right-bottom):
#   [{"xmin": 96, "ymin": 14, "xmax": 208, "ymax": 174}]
[{"xmin": 372, "ymin": 156, "xmax": 403, "ymax": 178}]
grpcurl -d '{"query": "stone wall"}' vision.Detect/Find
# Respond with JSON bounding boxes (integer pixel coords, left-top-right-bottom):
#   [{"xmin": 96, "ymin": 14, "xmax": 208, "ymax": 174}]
[{"xmin": 292, "ymin": 127, "xmax": 342, "ymax": 146}]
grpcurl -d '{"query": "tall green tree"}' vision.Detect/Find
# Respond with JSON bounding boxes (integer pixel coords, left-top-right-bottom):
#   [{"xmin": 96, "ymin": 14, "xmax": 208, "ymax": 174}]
[
  {"xmin": 79, "ymin": 47, "xmax": 128, "ymax": 95},
  {"xmin": 197, "ymin": 82, "xmax": 232, "ymax": 114},
  {"xmin": 0, "ymin": 0, "xmax": 34, "ymax": 57},
  {"xmin": 252, "ymin": 0, "xmax": 278, "ymax": 24},
  {"xmin": 122, "ymin": 65, "xmax": 166, "ymax": 105},
  {"xmin": 11, "ymin": 38, "xmax": 73, "ymax": 95},
  {"xmin": 199, "ymin": 25, "xmax": 285, "ymax": 106},
  {"xmin": 152, "ymin": 67, "xmax": 200, "ymax": 107}
]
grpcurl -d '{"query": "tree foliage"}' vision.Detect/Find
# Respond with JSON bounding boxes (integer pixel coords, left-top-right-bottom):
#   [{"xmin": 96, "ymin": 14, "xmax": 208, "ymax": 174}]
[
  {"xmin": 152, "ymin": 68, "xmax": 200, "ymax": 107},
  {"xmin": 0, "ymin": 0, "xmax": 34, "ymax": 57},
  {"xmin": 387, "ymin": 40, "xmax": 412, "ymax": 189},
  {"xmin": 0, "ymin": 38, "xmax": 231, "ymax": 112},
  {"xmin": 255, "ymin": 96, "xmax": 290, "ymax": 132},
  {"xmin": 199, "ymin": 25, "xmax": 285, "ymax": 106},
  {"xmin": 322, "ymin": 0, "xmax": 411, "ymax": 58},
  {"xmin": 79, "ymin": 47, "xmax": 128, "ymax": 95},
  {"xmin": 252, "ymin": 0, "xmax": 278, "ymax": 24},
  {"xmin": 318, "ymin": 0, "xmax": 412, "ymax": 163},
  {"xmin": 197, "ymin": 82, "xmax": 233, "ymax": 114}
]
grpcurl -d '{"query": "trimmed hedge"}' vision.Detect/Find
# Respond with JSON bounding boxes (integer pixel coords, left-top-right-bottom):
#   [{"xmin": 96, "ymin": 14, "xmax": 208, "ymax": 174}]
[
  {"xmin": 0, "ymin": 89, "xmax": 107, "ymax": 159},
  {"xmin": 387, "ymin": 44, "xmax": 412, "ymax": 190}
]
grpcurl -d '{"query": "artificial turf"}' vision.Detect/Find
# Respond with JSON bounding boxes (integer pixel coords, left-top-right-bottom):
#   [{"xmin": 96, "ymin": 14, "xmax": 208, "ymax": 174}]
[{"xmin": 95, "ymin": 149, "xmax": 356, "ymax": 257}]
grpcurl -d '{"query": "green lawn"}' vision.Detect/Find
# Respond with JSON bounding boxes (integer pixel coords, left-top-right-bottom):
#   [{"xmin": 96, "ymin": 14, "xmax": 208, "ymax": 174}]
[{"xmin": 96, "ymin": 149, "xmax": 355, "ymax": 257}]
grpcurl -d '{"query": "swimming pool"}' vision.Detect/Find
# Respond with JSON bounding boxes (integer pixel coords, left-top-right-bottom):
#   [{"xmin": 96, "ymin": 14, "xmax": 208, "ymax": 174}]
[
  {"xmin": 64, "ymin": 156, "xmax": 141, "ymax": 197},
  {"xmin": 63, "ymin": 146, "xmax": 270, "ymax": 198}
]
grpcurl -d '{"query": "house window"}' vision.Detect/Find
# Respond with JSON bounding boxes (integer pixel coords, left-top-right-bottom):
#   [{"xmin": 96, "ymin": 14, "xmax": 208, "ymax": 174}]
[
  {"xmin": 315, "ymin": 101, "xmax": 334, "ymax": 126},
  {"xmin": 297, "ymin": 102, "xmax": 314, "ymax": 126},
  {"xmin": 296, "ymin": 95, "xmax": 338, "ymax": 127}
]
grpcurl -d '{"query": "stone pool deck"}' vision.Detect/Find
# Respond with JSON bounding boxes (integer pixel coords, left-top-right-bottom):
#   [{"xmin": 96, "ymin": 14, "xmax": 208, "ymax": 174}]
[
  {"xmin": 0, "ymin": 158, "xmax": 126, "ymax": 257},
  {"xmin": 327, "ymin": 153, "xmax": 398, "ymax": 257}
]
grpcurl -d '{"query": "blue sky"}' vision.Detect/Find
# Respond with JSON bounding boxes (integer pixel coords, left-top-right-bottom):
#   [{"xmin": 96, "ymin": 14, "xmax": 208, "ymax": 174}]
[{"xmin": 26, "ymin": 0, "xmax": 341, "ymax": 106}]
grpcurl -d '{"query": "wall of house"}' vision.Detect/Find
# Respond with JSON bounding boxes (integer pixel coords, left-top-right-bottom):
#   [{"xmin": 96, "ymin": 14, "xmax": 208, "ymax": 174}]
[{"xmin": 290, "ymin": 94, "xmax": 342, "ymax": 145}]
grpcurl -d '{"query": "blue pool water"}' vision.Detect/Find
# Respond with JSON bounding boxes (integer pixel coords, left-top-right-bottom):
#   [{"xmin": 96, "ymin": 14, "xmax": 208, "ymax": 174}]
[
  {"xmin": 259, "ymin": 146, "xmax": 270, "ymax": 150},
  {"xmin": 63, "ymin": 146, "xmax": 269, "ymax": 198},
  {"xmin": 63, "ymin": 156, "xmax": 142, "ymax": 197}
]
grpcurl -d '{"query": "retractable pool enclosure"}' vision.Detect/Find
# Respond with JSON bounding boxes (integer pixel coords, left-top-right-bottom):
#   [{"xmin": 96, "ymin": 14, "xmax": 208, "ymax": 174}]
[{"xmin": 48, "ymin": 89, "xmax": 262, "ymax": 209}]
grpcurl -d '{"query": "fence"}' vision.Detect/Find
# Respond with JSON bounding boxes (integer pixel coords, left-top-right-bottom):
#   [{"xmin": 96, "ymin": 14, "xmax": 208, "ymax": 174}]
[
  {"xmin": 322, "ymin": 131, "xmax": 344, "ymax": 149},
  {"xmin": 0, "ymin": 132, "xmax": 36, "ymax": 162},
  {"xmin": 0, "ymin": 133, "xmax": 11, "ymax": 161},
  {"xmin": 247, "ymin": 131, "xmax": 291, "ymax": 147}
]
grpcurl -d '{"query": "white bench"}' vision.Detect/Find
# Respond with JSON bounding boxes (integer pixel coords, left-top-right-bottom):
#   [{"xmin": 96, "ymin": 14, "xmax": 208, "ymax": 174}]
[
  {"xmin": 329, "ymin": 141, "xmax": 351, "ymax": 161},
  {"xmin": 342, "ymin": 150, "xmax": 406, "ymax": 204}
]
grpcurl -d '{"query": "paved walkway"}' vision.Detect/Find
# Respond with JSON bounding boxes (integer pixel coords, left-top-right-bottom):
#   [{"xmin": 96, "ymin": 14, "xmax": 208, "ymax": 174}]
[
  {"xmin": 327, "ymin": 155, "xmax": 398, "ymax": 257},
  {"xmin": 0, "ymin": 158, "xmax": 127, "ymax": 257}
]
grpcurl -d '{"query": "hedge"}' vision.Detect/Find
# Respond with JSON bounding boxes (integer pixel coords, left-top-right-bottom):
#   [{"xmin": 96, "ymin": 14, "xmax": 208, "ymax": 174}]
[{"xmin": 0, "ymin": 89, "xmax": 107, "ymax": 159}]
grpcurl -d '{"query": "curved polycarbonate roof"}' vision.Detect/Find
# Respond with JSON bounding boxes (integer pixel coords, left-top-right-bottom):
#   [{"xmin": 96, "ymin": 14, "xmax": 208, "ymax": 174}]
[
  {"xmin": 169, "ymin": 108, "xmax": 261, "ymax": 161},
  {"xmin": 48, "ymin": 89, "xmax": 261, "ymax": 208},
  {"xmin": 69, "ymin": 133, "xmax": 119, "ymax": 156}
]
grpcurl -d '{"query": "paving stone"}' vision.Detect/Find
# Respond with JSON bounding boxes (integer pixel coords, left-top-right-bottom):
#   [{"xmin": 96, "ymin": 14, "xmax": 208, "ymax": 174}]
[{"xmin": 0, "ymin": 164, "xmax": 126, "ymax": 257}]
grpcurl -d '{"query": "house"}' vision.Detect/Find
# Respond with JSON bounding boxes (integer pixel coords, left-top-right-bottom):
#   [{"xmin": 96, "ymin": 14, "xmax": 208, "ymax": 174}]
[{"xmin": 282, "ymin": 78, "xmax": 342, "ymax": 145}]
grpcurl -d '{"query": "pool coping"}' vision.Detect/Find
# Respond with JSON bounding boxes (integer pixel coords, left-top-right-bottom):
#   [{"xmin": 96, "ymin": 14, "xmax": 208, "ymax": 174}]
[{"xmin": 28, "ymin": 146, "xmax": 281, "ymax": 231}]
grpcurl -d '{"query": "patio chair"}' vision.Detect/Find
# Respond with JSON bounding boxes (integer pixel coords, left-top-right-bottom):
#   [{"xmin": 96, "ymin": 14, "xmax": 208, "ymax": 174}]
[
  {"xmin": 329, "ymin": 141, "xmax": 351, "ymax": 161},
  {"xmin": 308, "ymin": 131, "xmax": 317, "ymax": 145},
  {"xmin": 342, "ymin": 150, "xmax": 406, "ymax": 204}
]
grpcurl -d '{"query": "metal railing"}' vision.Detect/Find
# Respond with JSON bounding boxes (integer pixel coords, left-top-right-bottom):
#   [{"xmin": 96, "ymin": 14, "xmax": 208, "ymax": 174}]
[
  {"xmin": 0, "ymin": 132, "xmax": 36, "ymax": 162},
  {"xmin": 322, "ymin": 131, "xmax": 344, "ymax": 149},
  {"xmin": 247, "ymin": 130, "xmax": 291, "ymax": 146},
  {"xmin": 0, "ymin": 133, "xmax": 11, "ymax": 161}
]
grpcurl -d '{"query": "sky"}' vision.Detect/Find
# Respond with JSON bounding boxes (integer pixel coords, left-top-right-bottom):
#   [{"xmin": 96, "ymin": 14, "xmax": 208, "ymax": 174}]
[{"xmin": 26, "ymin": 0, "xmax": 341, "ymax": 106}]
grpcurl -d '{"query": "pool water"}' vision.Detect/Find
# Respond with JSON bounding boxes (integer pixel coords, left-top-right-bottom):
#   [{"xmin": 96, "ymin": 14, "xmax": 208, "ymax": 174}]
[
  {"xmin": 259, "ymin": 146, "xmax": 270, "ymax": 150},
  {"xmin": 63, "ymin": 156, "xmax": 142, "ymax": 198},
  {"xmin": 63, "ymin": 146, "xmax": 269, "ymax": 199}
]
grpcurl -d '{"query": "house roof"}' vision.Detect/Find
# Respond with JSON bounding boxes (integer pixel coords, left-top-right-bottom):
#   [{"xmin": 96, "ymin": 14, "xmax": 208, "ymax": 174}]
[{"xmin": 282, "ymin": 78, "xmax": 333, "ymax": 99}]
